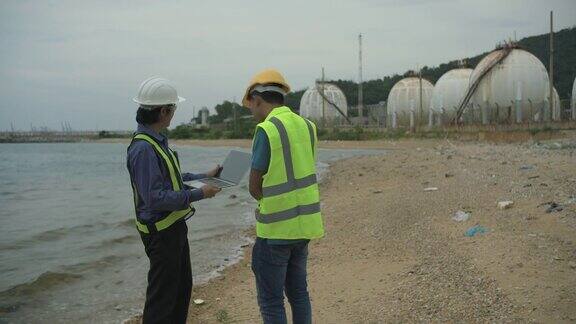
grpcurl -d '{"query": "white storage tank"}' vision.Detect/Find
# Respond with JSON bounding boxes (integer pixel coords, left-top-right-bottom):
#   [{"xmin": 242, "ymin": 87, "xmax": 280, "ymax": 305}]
[
  {"xmin": 199, "ymin": 107, "xmax": 209, "ymax": 126},
  {"xmin": 572, "ymin": 77, "xmax": 576, "ymax": 119},
  {"xmin": 387, "ymin": 77, "xmax": 433, "ymax": 123},
  {"xmin": 299, "ymin": 82, "xmax": 348, "ymax": 121},
  {"xmin": 470, "ymin": 48, "xmax": 549, "ymax": 122},
  {"xmin": 430, "ymin": 68, "xmax": 473, "ymax": 118},
  {"xmin": 549, "ymin": 87, "xmax": 561, "ymax": 121}
]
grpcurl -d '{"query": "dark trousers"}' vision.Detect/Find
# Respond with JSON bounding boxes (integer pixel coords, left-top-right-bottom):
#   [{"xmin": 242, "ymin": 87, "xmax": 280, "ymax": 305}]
[
  {"xmin": 140, "ymin": 221, "xmax": 192, "ymax": 324},
  {"xmin": 251, "ymin": 238, "xmax": 312, "ymax": 324}
]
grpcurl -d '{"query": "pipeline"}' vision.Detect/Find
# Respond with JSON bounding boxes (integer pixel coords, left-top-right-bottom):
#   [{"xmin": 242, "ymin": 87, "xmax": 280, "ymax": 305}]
[
  {"xmin": 316, "ymin": 84, "xmax": 353, "ymax": 124},
  {"xmin": 452, "ymin": 44, "xmax": 514, "ymax": 124}
]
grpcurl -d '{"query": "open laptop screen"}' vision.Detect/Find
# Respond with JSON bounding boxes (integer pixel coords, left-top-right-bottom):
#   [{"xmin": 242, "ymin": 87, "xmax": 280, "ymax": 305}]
[{"xmin": 219, "ymin": 150, "xmax": 252, "ymax": 184}]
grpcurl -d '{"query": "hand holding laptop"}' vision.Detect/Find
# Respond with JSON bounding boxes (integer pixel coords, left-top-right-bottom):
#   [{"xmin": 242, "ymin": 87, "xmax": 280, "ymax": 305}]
[
  {"xmin": 201, "ymin": 184, "xmax": 221, "ymax": 198},
  {"xmin": 206, "ymin": 164, "xmax": 223, "ymax": 178}
]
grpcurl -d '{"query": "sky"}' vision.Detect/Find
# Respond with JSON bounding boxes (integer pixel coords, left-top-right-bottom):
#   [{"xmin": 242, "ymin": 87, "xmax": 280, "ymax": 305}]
[{"xmin": 0, "ymin": 0, "xmax": 575, "ymax": 131}]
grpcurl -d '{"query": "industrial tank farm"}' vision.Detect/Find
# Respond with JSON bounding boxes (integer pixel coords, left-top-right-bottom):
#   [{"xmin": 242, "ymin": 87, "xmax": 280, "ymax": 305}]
[
  {"xmin": 470, "ymin": 48, "xmax": 550, "ymax": 123},
  {"xmin": 386, "ymin": 77, "xmax": 433, "ymax": 125},
  {"xmin": 430, "ymin": 68, "xmax": 473, "ymax": 123},
  {"xmin": 299, "ymin": 83, "xmax": 348, "ymax": 122}
]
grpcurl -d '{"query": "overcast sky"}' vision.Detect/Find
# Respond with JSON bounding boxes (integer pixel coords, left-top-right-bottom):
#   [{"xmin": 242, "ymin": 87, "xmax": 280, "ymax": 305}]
[{"xmin": 1, "ymin": 0, "xmax": 574, "ymax": 131}]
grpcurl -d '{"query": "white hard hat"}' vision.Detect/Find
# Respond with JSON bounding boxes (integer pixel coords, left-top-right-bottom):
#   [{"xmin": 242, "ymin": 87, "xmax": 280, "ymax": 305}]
[{"xmin": 133, "ymin": 76, "xmax": 186, "ymax": 106}]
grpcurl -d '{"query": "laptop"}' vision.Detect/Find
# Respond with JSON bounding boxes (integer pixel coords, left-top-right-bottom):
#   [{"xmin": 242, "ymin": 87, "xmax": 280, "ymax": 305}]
[{"xmin": 188, "ymin": 150, "xmax": 252, "ymax": 189}]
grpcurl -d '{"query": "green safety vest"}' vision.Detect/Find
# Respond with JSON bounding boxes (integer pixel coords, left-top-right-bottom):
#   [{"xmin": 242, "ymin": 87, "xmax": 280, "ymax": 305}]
[
  {"xmin": 255, "ymin": 106, "xmax": 324, "ymax": 239},
  {"xmin": 129, "ymin": 133, "xmax": 194, "ymax": 234}
]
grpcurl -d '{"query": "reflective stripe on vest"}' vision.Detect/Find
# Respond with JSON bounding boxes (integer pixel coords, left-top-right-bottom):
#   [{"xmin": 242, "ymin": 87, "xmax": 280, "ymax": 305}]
[
  {"xmin": 130, "ymin": 133, "xmax": 193, "ymax": 234},
  {"xmin": 254, "ymin": 107, "xmax": 323, "ymax": 240}
]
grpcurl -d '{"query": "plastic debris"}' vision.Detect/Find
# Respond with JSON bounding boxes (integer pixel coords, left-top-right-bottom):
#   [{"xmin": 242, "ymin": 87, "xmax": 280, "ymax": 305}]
[
  {"xmin": 540, "ymin": 201, "xmax": 564, "ymax": 213},
  {"xmin": 372, "ymin": 190, "xmax": 383, "ymax": 194},
  {"xmin": 498, "ymin": 201, "xmax": 514, "ymax": 210},
  {"xmin": 424, "ymin": 187, "xmax": 438, "ymax": 192},
  {"xmin": 465, "ymin": 225, "xmax": 488, "ymax": 237},
  {"xmin": 193, "ymin": 299, "xmax": 205, "ymax": 305},
  {"xmin": 519, "ymin": 165, "xmax": 535, "ymax": 171},
  {"xmin": 452, "ymin": 210, "xmax": 471, "ymax": 222}
]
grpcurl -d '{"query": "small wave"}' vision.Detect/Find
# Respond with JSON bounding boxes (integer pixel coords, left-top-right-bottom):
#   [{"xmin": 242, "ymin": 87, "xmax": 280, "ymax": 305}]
[
  {"xmin": 116, "ymin": 218, "xmax": 135, "ymax": 228},
  {"xmin": 62, "ymin": 255, "xmax": 125, "ymax": 273},
  {"xmin": 0, "ymin": 271, "xmax": 83, "ymax": 298},
  {"xmin": 1, "ymin": 221, "xmax": 130, "ymax": 252},
  {"xmin": 32, "ymin": 222, "xmax": 106, "ymax": 241},
  {"xmin": 87, "ymin": 234, "xmax": 139, "ymax": 250}
]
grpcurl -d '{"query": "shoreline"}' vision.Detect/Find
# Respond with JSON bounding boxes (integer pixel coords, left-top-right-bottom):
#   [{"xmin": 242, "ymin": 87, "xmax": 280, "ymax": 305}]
[{"xmin": 92, "ymin": 137, "xmax": 455, "ymax": 150}]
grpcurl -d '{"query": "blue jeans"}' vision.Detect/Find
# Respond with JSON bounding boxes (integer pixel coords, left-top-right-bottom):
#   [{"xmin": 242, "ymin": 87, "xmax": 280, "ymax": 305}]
[{"xmin": 251, "ymin": 238, "xmax": 312, "ymax": 324}]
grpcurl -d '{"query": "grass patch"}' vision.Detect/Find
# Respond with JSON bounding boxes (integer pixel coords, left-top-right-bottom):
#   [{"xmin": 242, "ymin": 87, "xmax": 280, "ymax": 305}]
[{"xmin": 216, "ymin": 309, "xmax": 231, "ymax": 323}]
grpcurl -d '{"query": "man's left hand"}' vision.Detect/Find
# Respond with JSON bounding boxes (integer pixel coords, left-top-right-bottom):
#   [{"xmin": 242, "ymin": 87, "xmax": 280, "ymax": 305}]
[{"xmin": 206, "ymin": 165, "xmax": 222, "ymax": 178}]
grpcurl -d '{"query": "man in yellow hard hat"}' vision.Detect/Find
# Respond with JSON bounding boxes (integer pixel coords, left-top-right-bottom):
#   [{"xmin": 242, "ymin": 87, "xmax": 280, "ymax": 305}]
[{"xmin": 243, "ymin": 69, "xmax": 324, "ymax": 324}]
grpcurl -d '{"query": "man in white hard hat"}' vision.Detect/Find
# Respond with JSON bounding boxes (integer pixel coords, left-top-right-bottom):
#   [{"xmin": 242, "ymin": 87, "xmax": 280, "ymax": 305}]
[{"xmin": 126, "ymin": 77, "xmax": 221, "ymax": 323}]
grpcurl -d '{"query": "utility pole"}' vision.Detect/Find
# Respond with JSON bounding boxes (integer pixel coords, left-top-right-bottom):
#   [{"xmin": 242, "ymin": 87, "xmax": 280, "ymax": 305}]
[
  {"xmin": 358, "ymin": 33, "xmax": 364, "ymax": 124},
  {"xmin": 549, "ymin": 10, "xmax": 554, "ymax": 121},
  {"xmin": 419, "ymin": 65, "xmax": 423, "ymax": 127},
  {"xmin": 233, "ymin": 98, "xmax": 237, "ymax": 137}
]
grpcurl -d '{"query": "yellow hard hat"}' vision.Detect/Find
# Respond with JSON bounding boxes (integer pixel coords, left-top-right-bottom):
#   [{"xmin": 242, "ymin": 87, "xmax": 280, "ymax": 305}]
[{"xmin": 242, "ymin": 69, "xmax": 291, "ymax": 107}]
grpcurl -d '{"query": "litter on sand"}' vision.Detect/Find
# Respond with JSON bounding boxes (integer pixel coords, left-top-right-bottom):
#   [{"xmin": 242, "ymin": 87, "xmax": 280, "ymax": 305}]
[
  {"xmin": 424, "ymin": 187, "xmax": 438, "ymax": 192},
  {"xmin": 452, "ymin": 210, "xmax": 471, "ymax": 222},
  {"xmin": 465, "ymin": 225, "xmax": 488, "ymax": 237},
  {"xmin": 193, "ymin": 299, "xmax": 205, "ymax": 305},
  {"xmin": 497, "ymin": 201, "xmax": 514, "ymax": 210}
]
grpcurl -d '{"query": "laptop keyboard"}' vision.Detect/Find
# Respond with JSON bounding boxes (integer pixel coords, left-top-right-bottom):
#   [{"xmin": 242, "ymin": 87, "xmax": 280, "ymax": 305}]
[{"xmin": 201, "ymin": 178, "xmax": 234, "ymax": 188}]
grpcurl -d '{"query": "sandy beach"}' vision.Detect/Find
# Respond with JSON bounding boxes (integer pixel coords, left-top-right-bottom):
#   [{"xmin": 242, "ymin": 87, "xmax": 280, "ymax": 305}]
[{"xmin": 118, "ymin": 132, "xmax": 576, "ymax": 323}]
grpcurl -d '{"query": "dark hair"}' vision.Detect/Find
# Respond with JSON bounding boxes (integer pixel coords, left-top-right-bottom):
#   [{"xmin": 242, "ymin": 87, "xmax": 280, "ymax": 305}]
[
  {"xmin": 251, "ymin": 91, "xmax": 284, "ymax": 105},
  {"xmin": 136, "ymin": 106, "xmax": 162, "ymax": 125}
]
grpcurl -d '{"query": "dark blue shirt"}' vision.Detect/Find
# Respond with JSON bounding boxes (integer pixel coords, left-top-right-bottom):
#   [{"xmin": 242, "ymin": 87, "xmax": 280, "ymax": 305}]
[
  {"xmin": 127, "ymin": 124, "xmax": 205, "ymax": 224},
  {"xmin": 251, "ymin": 126, "xmax": 309, "ymax": 245}
]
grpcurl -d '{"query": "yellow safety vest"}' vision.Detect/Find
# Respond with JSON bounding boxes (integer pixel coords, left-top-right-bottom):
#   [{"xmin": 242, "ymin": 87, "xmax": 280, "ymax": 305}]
[
  {"xmin": 129, "ymin": 133, "xmax": 194, "ymax": 234},
  {"xmin": 255, "ymin": 106, "xmax": 324, "ymax": 239}
]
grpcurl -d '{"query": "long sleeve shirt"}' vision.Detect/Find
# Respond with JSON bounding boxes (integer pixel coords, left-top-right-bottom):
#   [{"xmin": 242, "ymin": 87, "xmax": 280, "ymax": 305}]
[{"xmin": 127, "ymin": 124, "xmax": 205, "ymax": 224}]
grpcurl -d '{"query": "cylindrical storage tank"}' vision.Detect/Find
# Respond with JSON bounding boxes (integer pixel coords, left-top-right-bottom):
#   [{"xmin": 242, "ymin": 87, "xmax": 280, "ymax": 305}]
[
  {"xmin": 299, "ymin": 83, "xmax": 348, "ymax": 122},
  {"xmin": 430, "ymin": 68, "xmax": 473, "ymax": 121},
  {"xmin": 470, "ymin": 48, "xmax": 549, "ymax": 123},
  {"xmin": 200, "ymin": 107, "xmax": 209, "ymax": 126},
  {"xmin": 387, "ymin": 77, "xmax": 433, "ymax": 125}
]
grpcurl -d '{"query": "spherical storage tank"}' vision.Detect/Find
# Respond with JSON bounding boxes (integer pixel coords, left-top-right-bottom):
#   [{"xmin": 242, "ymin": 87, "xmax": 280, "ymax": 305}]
[
  {"xmin": 536, "ymin": 87, "xmax": 561, "ymax": 121},
  {"xmin": 572, "ymin": 77, "xmax": 576, "ymax": 117},
  {"xmin": 430, "ymin": 68, "xmax": 473, "ymax": 117},
  {"xmin": 549, "ymin": 87, "xmax": 560, "ymax": 121},
  {"xmin": 299, "ymin": 83, "xmax": 348, "ymax": 121},
  {"xmin": 470, "ymin": 48, "xmax": 549, "ymax": 122},
  {"xmin": 387, "ymin": 77, "xmax": 433, "ymax": 122}
]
